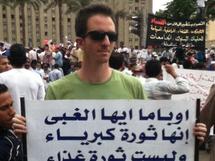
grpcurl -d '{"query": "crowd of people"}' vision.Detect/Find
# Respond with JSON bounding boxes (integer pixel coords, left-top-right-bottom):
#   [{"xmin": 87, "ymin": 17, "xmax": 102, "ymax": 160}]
[{"xmin": 0, "ymin": 3, "xmax": 213, "ymax": 161}]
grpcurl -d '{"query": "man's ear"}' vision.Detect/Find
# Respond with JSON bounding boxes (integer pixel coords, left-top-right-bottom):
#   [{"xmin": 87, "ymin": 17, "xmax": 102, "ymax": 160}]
[
  {"xmin": 158, "ymin": 72, "xmax": 163, "ymax": 80},
  {"xmin": 76, "ymin": 37, "xmax": 84, "ymax": 49}
]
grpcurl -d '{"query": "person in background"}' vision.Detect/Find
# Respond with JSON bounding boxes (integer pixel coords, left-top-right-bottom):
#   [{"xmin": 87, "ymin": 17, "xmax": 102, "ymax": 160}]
[
  {"xmin": 48, "ymin": 64, "xmax": 64, "ymax": 82},
  {"xmin": 0, "ymin": 43, "xmax": 45, "ymax": 113},
  {"xmin": 0, "ymin": 84, "xmax": 22, "ymax": 161},
  {"xmin": 109, "ymin": 52, "xmax": 133, "ymax": 76},
  {"xmin": 200, "ymin": 84, "xmax": 215, "ymax": 161},
  {"xmin": 0, "ymin": 55, "xmax": 12, "ymax": 73},
  {"xmin": 143, "ymin": 59, "xmax": 189, "ymax": 100},
  {"xmin": 53, "ymin": 46, "xmax": 63, "ymax": 68},
  {"xmin": 0, "ymin": 43, "xmax": 6, "ymax": 55}
]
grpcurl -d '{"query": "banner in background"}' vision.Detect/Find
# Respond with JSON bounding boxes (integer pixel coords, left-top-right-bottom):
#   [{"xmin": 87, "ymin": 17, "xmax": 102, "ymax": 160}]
[
  {"xmin": 146, "ymin": 15, "xmax": 206, "ymax": 50},
  {"xmin": 164, "ymin": 68, "xmax": 215, "ymax": 107}
]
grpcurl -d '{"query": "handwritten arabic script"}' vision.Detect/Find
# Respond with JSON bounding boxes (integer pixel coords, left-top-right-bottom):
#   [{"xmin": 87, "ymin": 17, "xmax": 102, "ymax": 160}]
[
  {"xmin": 165, "ymin": 69, "xmax": 215, "ymax": 107},
  {"xmin": 25, "ymin": 100, "xmax": 196, "ymax": 161}
]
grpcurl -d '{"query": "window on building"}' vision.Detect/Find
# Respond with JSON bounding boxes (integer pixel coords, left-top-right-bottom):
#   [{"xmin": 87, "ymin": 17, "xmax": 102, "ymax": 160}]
[
  {"xmin": 36, "ymin": 31, "xmax": 40, "ymax": 35},
  {"xmin": 35, "ymin": 10, "xmax": 39, "ymax": 14},
  {"xmin": 52, "ymin": 27, "xmax": 56, "ymax": 33},
  {"xmin": 12, "ymin": 37, "xmax": 16, "ymax": 42},
  {"xmin": 27, "ymin": 7, "xmax": 31, "ymax": 12},
  {"xmin": 11, "ymin": 14, "xmax": 15, "ymax": 19},
  {"xmin": 3, "ymin": 25, "xmax": 7, "ymax": 31},
  {"xmin": 45, "ymin": 31, "xmax": 48, "ymax": 36},
  {"xmin": 36, "ymin": 39, "xmax": 40, "ymax": 45},
  {"xmin": 44, "ymin": 16, "xmax": 48, "ymax": 23},
  {"xmin": 2, "ymin": 6, "xmax": 6, "ymax": 11},
  {"xmin": 67, "ymin": 18, "xmax": 71, "ymax": 22},
  {"xmin": 135, "ymin": 0, "xmax": 139, "ymax": 2},
  {"xmin": 52, "ymin": 17, "xmax": 55, "ymax": 21},
  {"xmin": 3, "ymin": 14, "xmax": 6, "ymax": 18}
]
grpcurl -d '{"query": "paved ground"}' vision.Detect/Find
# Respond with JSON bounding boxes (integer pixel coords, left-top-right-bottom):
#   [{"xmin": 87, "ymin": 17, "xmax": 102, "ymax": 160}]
[{"xmin": 199, "ymin": 150, "xmax": 210, "ymax": 161}]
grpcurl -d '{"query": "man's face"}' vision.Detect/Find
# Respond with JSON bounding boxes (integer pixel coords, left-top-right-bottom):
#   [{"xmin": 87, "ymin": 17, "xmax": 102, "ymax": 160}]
[
  {"xmin": 0, "ymin": 58, "xmax": 12, "ymax": 73},
  {"xmin": 78, "ymin": 14, "xmax": 116, "ymax": 64},
  {"xmin": 0, "ymin": 91, "xmax": 15, "ymax": 129}
]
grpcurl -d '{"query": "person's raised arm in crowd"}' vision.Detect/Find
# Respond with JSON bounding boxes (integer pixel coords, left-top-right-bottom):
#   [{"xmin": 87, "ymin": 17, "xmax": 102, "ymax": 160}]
[{"xmin": 143, "ymin": 60, "xmax": 189, "ymax": 100}]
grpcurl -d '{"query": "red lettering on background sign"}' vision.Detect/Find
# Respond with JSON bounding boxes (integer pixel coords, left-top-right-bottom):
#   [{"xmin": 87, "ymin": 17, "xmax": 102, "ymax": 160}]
[{"xmin": 150, "ymin": 18, "xmax": 166, "ymax": 26}]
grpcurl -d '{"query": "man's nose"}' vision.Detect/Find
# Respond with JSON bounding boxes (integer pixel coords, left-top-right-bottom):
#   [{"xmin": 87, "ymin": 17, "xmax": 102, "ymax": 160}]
[
  {"xmin": 8, "ymin": 107, "xmax": 15, "ymax": 117},
  {"xmin": 101, "ymin": 35, "xmax": 111, "ymax": 46}
]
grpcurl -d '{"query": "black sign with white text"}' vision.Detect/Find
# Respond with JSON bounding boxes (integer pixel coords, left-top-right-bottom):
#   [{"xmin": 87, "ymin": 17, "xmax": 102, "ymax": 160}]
[{"xmin": 146, "ymin": 15, "xmax": 206, "ymax": 50}]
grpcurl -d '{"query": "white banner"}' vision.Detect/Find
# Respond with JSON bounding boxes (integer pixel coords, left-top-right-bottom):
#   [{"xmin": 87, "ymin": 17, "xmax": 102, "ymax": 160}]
[
  {"xmin": 25, "ymin": 100, "xmax": 196, "ymax": 161},
  {"xmin": 164, "ymin": 68, "xmax": 215, "ymax": 106}
]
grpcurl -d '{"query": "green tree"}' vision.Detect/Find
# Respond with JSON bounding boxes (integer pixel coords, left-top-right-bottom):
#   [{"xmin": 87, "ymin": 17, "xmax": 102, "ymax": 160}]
[
  {"xmin": 45, "ymin": 0, "xmax": 91, "ymax": 43},
  {"xmin": 155, "ymin": 0, "xmax": 215, "ymax": 21},
  {"xmin": 156, "ymin": 0, "xmax": 196, "ymax": 20},
  {"xmin": 204, "ymin": 0, "xmax": 215, "ymax": 20},
  {"xmin": 3, "ymin": 0, "xmax": 46, "ymax": 46}
]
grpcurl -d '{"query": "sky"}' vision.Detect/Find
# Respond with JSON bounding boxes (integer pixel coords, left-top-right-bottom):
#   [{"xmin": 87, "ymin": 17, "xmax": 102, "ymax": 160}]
[{"xmin": 152, "ymin": 0, "xmax": 173, "ymax": 13}]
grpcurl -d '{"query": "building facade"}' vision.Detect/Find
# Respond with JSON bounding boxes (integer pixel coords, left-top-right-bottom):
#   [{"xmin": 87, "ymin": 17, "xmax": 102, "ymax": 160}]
[
  {"xmin": 0, "ymin": 0, "xmax": 152, "ymax": 48},
  {"xmin": 206, "ymin": 20, "xmax": 215, "ymax": 48}
]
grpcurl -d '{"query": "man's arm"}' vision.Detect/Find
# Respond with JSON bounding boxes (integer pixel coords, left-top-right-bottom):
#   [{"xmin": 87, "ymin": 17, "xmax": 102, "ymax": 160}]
[
  {"xmin": 163, "ymin": 64, "xmax": 189, "ymax": 94},
  {"xmin": 200, "ymin": 84, "xmax": 215, "ymax": 137}
]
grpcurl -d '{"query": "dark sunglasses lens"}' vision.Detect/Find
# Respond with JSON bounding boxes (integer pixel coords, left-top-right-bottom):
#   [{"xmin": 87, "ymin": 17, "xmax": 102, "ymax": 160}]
[
  {"xmin": 88, "ymin": 31, "xmax": 105, "ymax": 41},
  {"xmin": 107, "ymin": 32, "xmax": 118, "ymax": 41},
  {"xmin": 87, "ymin": 31, "xmax": 117, "ymax": 42}
]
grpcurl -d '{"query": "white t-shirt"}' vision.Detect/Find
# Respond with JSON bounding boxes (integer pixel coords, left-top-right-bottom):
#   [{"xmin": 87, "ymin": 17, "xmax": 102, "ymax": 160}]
[{"xmin": 0, "ymin": 68, "xmax": 45, "ymax": 113}]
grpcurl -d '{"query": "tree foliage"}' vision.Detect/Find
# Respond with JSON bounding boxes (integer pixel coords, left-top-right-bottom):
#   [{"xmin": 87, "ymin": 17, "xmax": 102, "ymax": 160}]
[
  {"xmin": 45, "ymin": 0, "xmax": 91, "ymax": 43},
  {"xmin": 2, "ymin": 0, "xmax": 46, "ymax": 10},
  {"xmin": 155, "ymin": 0, "xmax": 215, "ymax": 21},
  {"xmin": 45, "ymin": 0, "xmax": 91, "ymax": 14}
]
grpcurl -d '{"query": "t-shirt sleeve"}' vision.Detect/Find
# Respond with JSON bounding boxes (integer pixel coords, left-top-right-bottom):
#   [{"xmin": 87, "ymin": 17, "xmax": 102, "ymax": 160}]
[{"xmin": 45, "ymin": 85, "xmax": 56, "ymax": 100}]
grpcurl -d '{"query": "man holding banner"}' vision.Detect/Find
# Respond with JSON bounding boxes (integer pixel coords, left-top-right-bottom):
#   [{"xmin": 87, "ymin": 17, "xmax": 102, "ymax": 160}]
[{"xmin": 11, "ymin": 3, "xmax": 207, "ymax": 161}]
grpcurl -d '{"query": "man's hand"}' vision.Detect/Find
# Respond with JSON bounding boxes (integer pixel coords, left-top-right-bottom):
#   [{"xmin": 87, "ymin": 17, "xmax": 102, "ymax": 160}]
[
  {"xmin": 12, "ymin": 114, "xmax": 27, "ymax": 137},
  {"xmin": 193, "ymin": 123, "xmax": 207, "ymax": 142},
  {"xmin": 164, "ymin": 64, "xmax": 178, "ymax": 79}
]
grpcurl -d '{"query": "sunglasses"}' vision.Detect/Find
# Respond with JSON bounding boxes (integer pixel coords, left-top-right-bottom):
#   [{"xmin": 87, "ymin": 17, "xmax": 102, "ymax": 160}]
[{"xmin": 85, "ymin": 31, "xmax": 118, "ymax": 42}]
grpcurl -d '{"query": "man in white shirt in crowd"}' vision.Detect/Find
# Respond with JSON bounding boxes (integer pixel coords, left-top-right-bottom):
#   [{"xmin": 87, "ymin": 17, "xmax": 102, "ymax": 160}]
[
  {"xmin": 143, "ymin": 59, "xmax": 189, "ymax": 100},
  {"xmin": 0, "ymin": 43, "xmax": 45, "ymax": 113}
]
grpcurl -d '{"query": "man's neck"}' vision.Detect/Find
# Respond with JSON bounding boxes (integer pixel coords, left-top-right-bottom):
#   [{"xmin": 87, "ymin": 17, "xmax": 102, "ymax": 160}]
[{"xmin": 77, "ymin": 63, "xmax": 112, "ymax": 84}]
